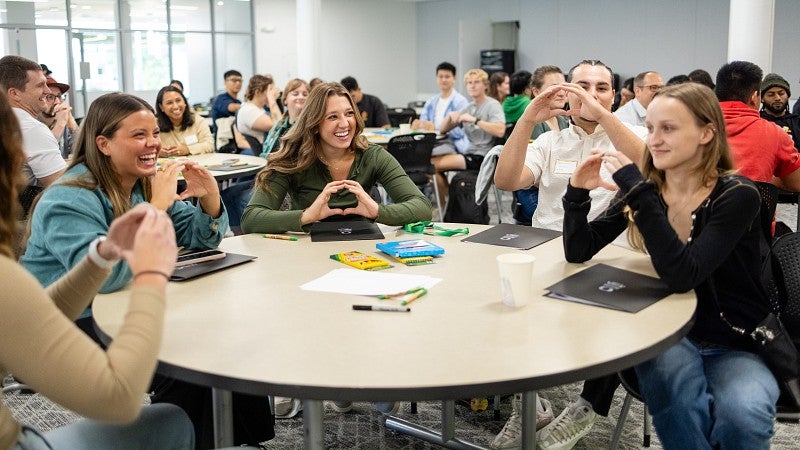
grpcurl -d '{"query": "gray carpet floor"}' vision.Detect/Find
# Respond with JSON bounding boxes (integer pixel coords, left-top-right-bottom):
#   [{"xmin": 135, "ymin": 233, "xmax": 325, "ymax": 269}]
[{"xmin": 5, "ymin": 381, "xmax": 800, "ymax": 449}]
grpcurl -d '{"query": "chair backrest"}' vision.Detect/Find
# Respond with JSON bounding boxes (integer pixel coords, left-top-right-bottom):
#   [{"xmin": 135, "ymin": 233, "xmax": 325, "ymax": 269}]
[
  {"xmin": 494, "ymin": 122, "xmax": 516, "ymax": 146},
  {"xmin": 771, "ymin": 232, "xmax": 800, "ymax": 334},
  {"xmin": 385, "ymin": 133, "xmax": 436, "ymax": 176},
  {"xmin": 754, "ymin": 181, "xmax": 777, "ymax": 244},
  {"xmin": 387, "ymin": 107, "xmax": 418, "ymax": 128}
]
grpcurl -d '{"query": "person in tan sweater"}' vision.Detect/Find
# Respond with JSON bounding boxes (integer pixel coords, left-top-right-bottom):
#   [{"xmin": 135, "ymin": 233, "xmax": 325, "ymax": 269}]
[{"xmin": 0, "ymin": 88, "xmax": 193, "ymax": 449}]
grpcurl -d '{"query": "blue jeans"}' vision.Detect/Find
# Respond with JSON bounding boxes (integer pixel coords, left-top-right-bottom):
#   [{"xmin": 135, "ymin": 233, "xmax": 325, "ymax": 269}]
[
  {"xmin": 635, "ymin": 337, "xmax": 779, "ymax": 450},
  {"xmin": 15, "ymin": 403, "xmax": 194, "ymax": 450}
]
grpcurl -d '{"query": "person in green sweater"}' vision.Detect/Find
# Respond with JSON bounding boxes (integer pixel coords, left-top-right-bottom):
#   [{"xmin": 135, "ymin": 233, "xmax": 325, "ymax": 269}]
[
  {"xmin": 241, "ymin": 82, "xmax": 431, "ymax": 234},
  {"xmin": 502, "ymin": 70, "xmax": 532, "ymax": 123}
]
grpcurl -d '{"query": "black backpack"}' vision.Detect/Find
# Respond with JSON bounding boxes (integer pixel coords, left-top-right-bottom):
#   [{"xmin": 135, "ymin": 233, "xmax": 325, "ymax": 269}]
[{"xmin": 443, "ymin": 171, "xmax": 489, "ymax": 224}]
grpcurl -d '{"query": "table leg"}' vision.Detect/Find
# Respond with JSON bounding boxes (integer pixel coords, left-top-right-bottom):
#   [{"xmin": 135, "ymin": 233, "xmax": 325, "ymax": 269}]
[
  {"xmin": 520, "ymin": 391, "xmax": 538, "ymax": 449},
  {"xmin": 302, "ymin": 399, "xmax": 324, "ymax": 449},
  {"xmin": 383, "ymin": 400, "xmax": 487, "ymax": 449},
  {"xmin": 211, "ymin": 388, "xmax": 233, "ymax": 448}
]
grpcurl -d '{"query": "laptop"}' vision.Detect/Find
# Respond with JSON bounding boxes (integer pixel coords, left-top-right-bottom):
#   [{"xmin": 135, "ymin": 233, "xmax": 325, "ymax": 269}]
[
  {"xmin": 309, "ymin": 220, "xmax": 385, "ymax": 242},
  {"xmin": 170, "ymin": 253, "xmax": 257, "ymax": 281},
  {"xmin": 544, "ymin": 263, "xmax": 672, "ymax": 313},
  {"xmin": 462, "ymin": 223, "xmax": 561, "ymax": 250}
]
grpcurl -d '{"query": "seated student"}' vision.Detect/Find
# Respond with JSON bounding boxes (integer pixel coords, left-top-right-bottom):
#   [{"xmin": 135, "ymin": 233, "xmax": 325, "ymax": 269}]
[
  {"xmin": 237, "ymin": 74, "xmax": 282, "ymax": 145},
  {"xmin": 241, "ymin": 82, "xmax": 431, "ymax": 235},
  {"xmin": 340, "ymin": 76, "xmax": 391, "ymax": 128},
  {"xmin": 489, "ymin": 71, "xmax": 510, "ymax": 104},
  {"xmin": 0, "ymin": 88, "xmax": 193, "ymax": 449},
  {"xmin": 502, "ymin": 70, "xmax": 532, "ymax": 123},
  {"xmin": 412, "ymin": 61, "xmax": 470, "ymax": 155},
  {"xmin": 561, "ymin": 82, "xmax": 778, "ymax": 450},
  {"xmin": 512, "ymin": 65, "xmax": 570, "ymax": 226},
  {"xmin": 434, "ymin": 68, "xmax": 506, "ymax": 205},
  {"xmin": 21, "ymin": 92, "xmax": 274, "ymax": 448},
  {"xmin": 155, "ymin": 85, "xmax": 214, "ymax": 156},
  {"xmin": 262, "ymin": 78, "xmax": 310, "ymax": 158}
]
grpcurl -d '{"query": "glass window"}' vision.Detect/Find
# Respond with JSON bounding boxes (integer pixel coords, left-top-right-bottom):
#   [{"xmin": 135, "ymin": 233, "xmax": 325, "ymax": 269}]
[
  {"xmin": 36, "ymin": 29, "xmax": 70, "ymax": 81},
  {"xmin": 123, "ymin": 0, "xmax": 167, "ymax": 31},
  {"xmin": 0, "ymin": 0, "xmax": 68, "ymax": 27},
  {"xmin": 213, "ymin": 0, "xmax": 252, "ymax": 33},
  {"xmin": 72, "ymin": 30, "xmax": 120, "ymax": 92},
  {"xmin": 71, "ymin": 0, "xmax": 116, "ymax": 30},
  {"xmin": 214, "ymin": 33, "xmax": 253, "ymax": 92},
  {"xmin": 124, "ymin": 30, "xmax": 169, "ymax": 91},
  {"xmin": 171, "ymin": 32, "xmax": 213, "ymax": 105},
  {"xmin": 170, "ymin": 0, "xmax": 211, "ymax": 32}
]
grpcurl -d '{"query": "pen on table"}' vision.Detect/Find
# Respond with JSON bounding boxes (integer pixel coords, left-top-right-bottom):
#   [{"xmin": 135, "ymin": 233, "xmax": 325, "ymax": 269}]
[
  {"xmin": 263, "ymin": 234, "xmax": 298, "ymax": 241},
  {"xmin": 401, "ymin": 288, "xmax": 427, "ymax": 306},
  {"xmin": 352, "ymin": 305, "xmax": 411, "ymax": 312},
  {"xmin": 377, "ymin": 287, "xmax": 425, "ymax": 300}
]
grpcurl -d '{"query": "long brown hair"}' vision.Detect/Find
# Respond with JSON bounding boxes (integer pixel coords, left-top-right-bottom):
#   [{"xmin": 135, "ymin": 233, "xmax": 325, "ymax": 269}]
[
  {"xmin": 255, "ymin": 82, "xmax": 367, "ymax": 193},
  {"xmin": 63, "ymin": 92, "xmax": 155, "ymax": 218},
  {"xmin": 0, "ymin": 89, "xmax": 24, "ymax": 258},
  {"xmin": 626, "ymin": 83, "xmax": 734, "ymax": 250}
]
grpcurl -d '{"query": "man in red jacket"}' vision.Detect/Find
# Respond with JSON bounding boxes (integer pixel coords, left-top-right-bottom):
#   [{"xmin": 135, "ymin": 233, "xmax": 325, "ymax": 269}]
[{"xmin": 715, "ymin": 61, "xmax": 800, "ymax": 191}]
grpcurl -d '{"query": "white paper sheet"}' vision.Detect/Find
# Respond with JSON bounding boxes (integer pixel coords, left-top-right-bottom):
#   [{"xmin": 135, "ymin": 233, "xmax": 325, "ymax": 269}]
[{"xmin": 300, "ymin": 268, "xmax": 441, "ymax": 296}]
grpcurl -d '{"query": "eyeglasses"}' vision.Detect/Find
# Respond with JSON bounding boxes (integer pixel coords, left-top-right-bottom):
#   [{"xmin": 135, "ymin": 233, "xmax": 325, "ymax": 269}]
[
  {"xmin": 641, "ymin": 84, "xmax": 664, "ymax": 93},
  {"xmin": 226, "ymin": 77, "xmax": 243, "ymax": 83},
  {"xmin": 45, "ymin": 94, "xmax": 67, "ymax": 102}
]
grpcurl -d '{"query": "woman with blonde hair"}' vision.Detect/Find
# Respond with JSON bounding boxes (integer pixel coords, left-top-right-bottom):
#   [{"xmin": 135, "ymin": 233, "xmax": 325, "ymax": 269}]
[
  {"xmin": 241, "ymin": 82, "xmax": 431, "ymax": 235},
  {"xmin": 236, "ymin": 74, "xmax": 281, "ymax": 145},
  {"xmin": 561, "ymin": 82, "xmax": 778, "ymax": 449},
  {"xmin": 0, "ymin": 88, "xmax": 195, "ymax": 449}
]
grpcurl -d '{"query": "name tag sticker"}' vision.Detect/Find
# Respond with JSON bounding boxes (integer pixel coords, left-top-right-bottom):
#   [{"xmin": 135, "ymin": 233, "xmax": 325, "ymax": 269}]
[
  {"xmin": 554, "ymin": 159, "xmax": 578, "ymax": 175},
  {"xmin": 184, "ymin": 134, "xmax": 199, "ymax": 145}
]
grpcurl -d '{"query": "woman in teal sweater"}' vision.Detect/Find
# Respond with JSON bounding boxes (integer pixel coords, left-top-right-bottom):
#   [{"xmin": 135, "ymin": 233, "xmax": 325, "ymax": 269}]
[{"xmin": 242, "ymin": 82, "xmax": 431, "ymax": 234}]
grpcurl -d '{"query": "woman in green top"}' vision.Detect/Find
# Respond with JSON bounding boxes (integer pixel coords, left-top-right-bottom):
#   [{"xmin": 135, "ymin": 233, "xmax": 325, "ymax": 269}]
[{"xmin": 241, "ymin": 82, "xmax": 431, "ymax": 234}]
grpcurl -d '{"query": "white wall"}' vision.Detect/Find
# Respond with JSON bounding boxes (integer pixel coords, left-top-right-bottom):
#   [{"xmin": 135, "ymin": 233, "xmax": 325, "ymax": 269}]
[
  {"xmin": 255, "ymin": 0, "xmax": 800, "ymax": 107},
  {"xmin": 254, "ymin": 0, "xmax": 417, "ymax": 107}
]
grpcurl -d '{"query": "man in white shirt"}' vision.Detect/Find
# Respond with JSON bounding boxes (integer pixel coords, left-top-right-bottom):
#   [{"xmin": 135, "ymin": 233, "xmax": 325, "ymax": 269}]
[
  {"xmin": 492, "ymin": 59, "xmax": 647, "ymax": 450},
  {"xmin": 0, "ymin": 55, "xmax": 66, "ymax": 188},
  {"xmin": 412, "ymin": 61, "xmax": 470, "ymax": 155},
  {"xmin": 613, "ymin": 71, "xmax": 664, "ymax": 126}
]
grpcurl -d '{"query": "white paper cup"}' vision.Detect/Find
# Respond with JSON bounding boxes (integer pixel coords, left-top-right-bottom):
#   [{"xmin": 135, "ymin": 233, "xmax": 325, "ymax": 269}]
[
  {"xmin": 399, "ymin": 123, "xmax": 412, "ymax": 132},
  {"xmin": 497, "ymin": 253, "xmax": 536, "ymax": 307}
]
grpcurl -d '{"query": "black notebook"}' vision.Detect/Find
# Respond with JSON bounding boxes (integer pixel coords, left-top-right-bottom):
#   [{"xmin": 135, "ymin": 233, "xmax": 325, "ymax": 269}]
[
  {"xmin": 170, "ymin": 253, "xmax": 257, "ymax": 281},
  {"xmin": 545, "ymin": 263, "xmax": 672, "ymax": 313},
  {"xmin": 462, "ymin": 223, "xmax": 561, "ymax": 250},
  {"xmin": 309, "ymin": 220, "xmax": 385, "ymax": 242}
]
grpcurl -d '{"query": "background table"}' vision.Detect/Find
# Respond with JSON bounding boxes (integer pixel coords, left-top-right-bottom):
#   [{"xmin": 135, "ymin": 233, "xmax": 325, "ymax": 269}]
[
  {"xmin": 93, "ymin": 224, "xmax": 696, "ymax": 448},
  {"xmin": 161, "ymin": 153, "xmax": 266, "ymax": 182}
]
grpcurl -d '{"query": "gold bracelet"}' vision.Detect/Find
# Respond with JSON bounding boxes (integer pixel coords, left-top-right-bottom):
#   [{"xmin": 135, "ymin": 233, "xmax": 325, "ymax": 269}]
[{"xmin": 133, "ymin": 270, "xmax": 171, "ymax": 282}]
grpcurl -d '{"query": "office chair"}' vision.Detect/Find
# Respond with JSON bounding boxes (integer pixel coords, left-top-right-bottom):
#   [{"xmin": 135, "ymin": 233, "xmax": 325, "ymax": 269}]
[
  {"xmin": 769, "ymin": 232, "xmax": 800, "ymax": 421},
  {"xmin": 385, "ymin": 133, "xmax": 442, "ymax": 220},
  {"xmin": 609, "ymin": 369, "xmax": 652, "ymax": 449},
  {"xmin": 387, "ymin": 107, "xmax": 418, "ymax": 128}
]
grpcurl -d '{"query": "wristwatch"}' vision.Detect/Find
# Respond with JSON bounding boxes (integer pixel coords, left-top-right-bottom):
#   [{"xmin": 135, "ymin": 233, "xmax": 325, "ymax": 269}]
[{"xmin": 474, "ymin": 118, "xmax": 480, "ymax": 126}]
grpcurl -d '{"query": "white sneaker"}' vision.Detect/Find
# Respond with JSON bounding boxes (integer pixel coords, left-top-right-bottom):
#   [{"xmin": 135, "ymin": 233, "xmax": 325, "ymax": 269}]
[
  {"xmin": 274, "ymin": 397, "xmax": 302, "ymax": 419},
  {"xmin": 536, "ymin": 402, "xmax": 597, "ymax": 450},
  {"xmin": 330, "ymin": 401, "xmax": 353, "ymax": 413},
  {"xmin": 489, "ymin": 395, "xmax": 554, "ymax": 449}
]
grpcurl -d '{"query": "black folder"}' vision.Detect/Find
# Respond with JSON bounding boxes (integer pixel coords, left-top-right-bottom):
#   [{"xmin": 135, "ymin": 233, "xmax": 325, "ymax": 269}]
[
  {"xmin": 309, "ymin": 220, "xmax": 385, "ymax": 242},
  {"xmin": 462, "ymin": 223, "xmax": 561, "ymax": 250},
  {"xmin": 170, "ymin": 253, "xmax": 256, "ymax": 281},
  {"xmin": 545, "ymin": 263, "xmax": 672, "ymax": 313}
]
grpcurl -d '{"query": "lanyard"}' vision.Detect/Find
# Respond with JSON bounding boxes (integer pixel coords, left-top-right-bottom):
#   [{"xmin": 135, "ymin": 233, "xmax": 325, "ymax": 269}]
[{"xmin": 403, "ymin": 221, "xmax": 469, "ymax": 237}]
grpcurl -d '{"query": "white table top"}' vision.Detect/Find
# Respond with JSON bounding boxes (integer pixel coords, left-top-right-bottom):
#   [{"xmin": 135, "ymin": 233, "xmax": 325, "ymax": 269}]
[
  {"xmin": 92, "ymin": 224, "xmax": 696, "ymax": 401},
  {"xmin": 362, "ymin": 127, "xmax": 444, "ymax": 146},
  {"xmin": 160, "ymin": 153, "xmax": 266, "ymax": 181}
]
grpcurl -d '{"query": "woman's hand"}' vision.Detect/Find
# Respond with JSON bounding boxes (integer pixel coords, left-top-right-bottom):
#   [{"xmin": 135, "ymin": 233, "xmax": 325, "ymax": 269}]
[
  {"xmin": 519, "ymin": 84, "xmax": 569, "ymax": 125},
  {"xmin": 160, "ymin": 145, "xmax": 189, "ymax": 157},
  {"xmin": 124, "ymin": 207, "xmax": 178, "ymax": 286},
  {"xmin": 299, "ymin": 181, "xmax": 348, "ymax": 224},
  {"xmin": 101, "ymin": 203, "xmax": 154, "ymax": 260},
  {"xmin": 150, "ymin": 160, "xmax": 184, "ymax": 210},
  {"xmin": 570, "ymin": 149, "xmax": 619, "ymax": 191},
  {"xmin": 179, "ymin": 161, "xmax": 222, "ymax": 217},
  {"xmin": 600, "ymin": 149, "xmax": 633, "ymax": 174},
  {"xmin": 340, "ymin": 180, "xmax": 380, "ymax": 219}
]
